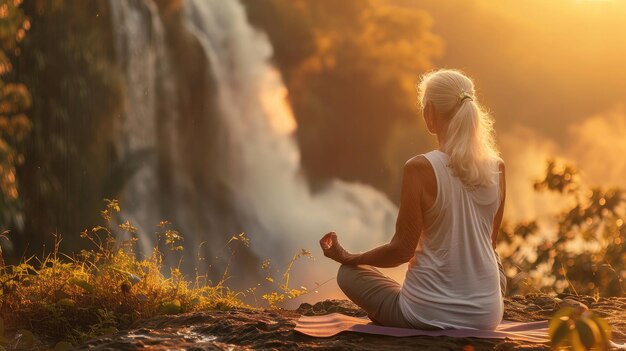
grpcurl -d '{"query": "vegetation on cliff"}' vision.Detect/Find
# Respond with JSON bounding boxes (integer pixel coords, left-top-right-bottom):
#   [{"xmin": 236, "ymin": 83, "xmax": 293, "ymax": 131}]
[
  {"xmin": 500, "ymin": 160, "xmax": 626, "ymax": 297},
  {"xmin": 0, "ymin": 160, "xmax": 624, "ymax": 349},
  {"xmin": 0, "ymin": 0, "xmax": 32, "ymax": 231},
  {"xmin": 0, "ymin": 199, "xmax": 314, "ymax": 348},
  {"xmin": 14, "ymin": 0, "xmax": 123, "ymax": 258}
]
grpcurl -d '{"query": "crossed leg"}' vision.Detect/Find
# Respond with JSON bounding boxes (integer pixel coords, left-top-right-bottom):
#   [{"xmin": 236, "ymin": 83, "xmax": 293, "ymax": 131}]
[
  {"xmin": 336, "ymin": 264, "xmax": 439, "ymax": 329},
  {"xmin": 336, "ymin": 253, "xmax": 507, "ymax": 328}
]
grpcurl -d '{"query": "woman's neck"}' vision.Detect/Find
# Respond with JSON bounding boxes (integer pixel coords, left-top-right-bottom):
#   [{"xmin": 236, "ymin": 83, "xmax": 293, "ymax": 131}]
[
  {"xmin": 436, "ymin": 133, "xmax": 447, "ymax": 152},
  {"xmin": 434, "ymin": 116, "xmax": 449, "ymax": 150}
]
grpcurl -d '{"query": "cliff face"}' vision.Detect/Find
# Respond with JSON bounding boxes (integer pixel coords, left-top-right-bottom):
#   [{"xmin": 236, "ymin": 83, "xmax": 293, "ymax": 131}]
[
  {"xmin": 78, "ymin": 294, "xmax": 626, "ymax": 350},
  {"xmin": 14, "ymin": 1, "xmax": 122, "ymax": 259}
]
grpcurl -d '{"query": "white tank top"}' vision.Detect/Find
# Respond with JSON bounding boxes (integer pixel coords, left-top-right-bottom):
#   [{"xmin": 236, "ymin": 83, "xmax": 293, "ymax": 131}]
[{"xmin": 399, "ymin": 150, "xmax": 504, "ymax": 330}]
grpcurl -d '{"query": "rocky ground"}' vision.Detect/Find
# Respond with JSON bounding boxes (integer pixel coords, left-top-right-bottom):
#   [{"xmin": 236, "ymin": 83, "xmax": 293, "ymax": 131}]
[{"xmin": 77, "ymin": 294, "xmax": 626, "ymax": 350}]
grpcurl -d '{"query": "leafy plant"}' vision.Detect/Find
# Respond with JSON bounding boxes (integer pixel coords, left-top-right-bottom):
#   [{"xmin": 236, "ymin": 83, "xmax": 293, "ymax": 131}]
[
  {"xmin": 0, "ymin": 0, "xmax": 32, "ymax": 227},
  {"xmin": 549, "ymin": 306, "xmax": 611, "ymax": 350},
  {"xmin": 500, "ymin": 159, "xmax": 626, "ymax": 297},
  {"xmin": 0, "ymin": 198, "xmax": 326, "ymax": 348},
  {"xmin": 261, "ymin": 248, "xmax": 313, "ymax": 308},
  {"xmin": 0, "ymin": 199, "xmax": 247, "ymax": 347}
]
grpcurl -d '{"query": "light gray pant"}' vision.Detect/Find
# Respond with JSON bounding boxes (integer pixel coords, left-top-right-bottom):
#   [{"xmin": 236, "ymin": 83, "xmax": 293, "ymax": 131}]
[{"xmin": 336, "ymin": 252, "xmax": 507, "ymax": 329}]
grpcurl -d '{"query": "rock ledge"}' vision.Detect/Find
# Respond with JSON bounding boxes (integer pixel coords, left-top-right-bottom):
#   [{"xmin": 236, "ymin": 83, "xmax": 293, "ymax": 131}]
[{"xmin": 78, "ymin": 294, "xmax": 626, "ymax": 350}]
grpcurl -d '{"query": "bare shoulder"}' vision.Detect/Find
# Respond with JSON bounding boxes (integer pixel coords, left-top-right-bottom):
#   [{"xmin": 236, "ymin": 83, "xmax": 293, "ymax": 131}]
[
  {"xmin": 403, "ymin": 155, "xmax": 435, "ymax": 181},
  {"xmin": 405, "ymin": 155, "xmax": 430, "ymax": 171},
  {"xmin": 403, "ymin": 155, "xmax": 437, "ymax": 205}
]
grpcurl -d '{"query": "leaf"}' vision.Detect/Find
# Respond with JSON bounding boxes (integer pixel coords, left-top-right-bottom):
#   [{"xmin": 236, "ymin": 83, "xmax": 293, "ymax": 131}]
[
  {"xmin": 92, "ymin": 225, "xmax": 108, "ymax": 233},
  {"xmin": 128, "ymin": 274, "xmax": 141, "ymax": 285},
  {"xmin": 575, "ymin": 319, "xmax": 597, "ymax": 349},
  {"xmin": 56, "ymin": 298, "xmax": 75, "ymax": 307},
  {"xmin": 67, "ymin": 278, "xmax": 94, "ymax": 293},
  {"xmin": 568, "ymin": 328, "xmax": 586, "ymax": 351},
  {"xmin": 110, "ymin": 267, "xmax": 135, "ymax": 278},
  {"xmin": 549, "ymin": 307, "xmax": 573, "ymax": 338},
  {"xmin": 550, "ymin": 319, "xmax": 570, "ymax": 347},
  {"xmin": 160, "ymin": 299, "xmax": 182, "ymax": 314},
  {"xmin": 119, "ymin": 221, "xmax": 137, "ymax": 233},
  {"xmin": 216, "ymin": 301, "xmax": 230, "ymax": 311},
  {"xmin": 189, "ymin": 297, "xmax": 200, "ymax": 307},
  {"xmin": 549, "ymin": 307, "xmax": 576, "ymax": 348},
  {"xmin": 54, "ymin": 341, "xmax": 73, "ymax": 351},
  {"xmin": 589, "ymin": 314, "xmax": 612, "ymax": 349}
]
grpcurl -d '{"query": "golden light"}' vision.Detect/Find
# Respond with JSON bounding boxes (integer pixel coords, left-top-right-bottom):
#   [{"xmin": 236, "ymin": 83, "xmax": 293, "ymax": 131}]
[{"xmin": 261, "ymin": 69, "xmax": 297, "ymax": 135}]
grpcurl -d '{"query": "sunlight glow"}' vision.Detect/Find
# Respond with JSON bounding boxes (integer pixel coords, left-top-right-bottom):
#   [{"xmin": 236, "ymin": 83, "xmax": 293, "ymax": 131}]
[{"xmin": 261, "ymin": 68, "xmax": 297, "ymax": 135}]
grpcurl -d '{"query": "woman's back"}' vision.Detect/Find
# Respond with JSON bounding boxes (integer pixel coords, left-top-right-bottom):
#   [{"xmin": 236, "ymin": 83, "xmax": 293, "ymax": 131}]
[
  {"xmin": 399, "ymin": 149, "xmax": 504, "ymax": 330},
  {"xmin": 323, "ymin": 68, "xmax": 505, "ymax": 331}
]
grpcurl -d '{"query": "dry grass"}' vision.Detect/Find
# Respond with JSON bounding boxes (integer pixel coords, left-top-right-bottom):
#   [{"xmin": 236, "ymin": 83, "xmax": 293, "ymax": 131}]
[
  {"xmin": 0, "ymin": 200, "xmax": 265, "ymax": 348},
  {"xmin": 0, "ymin": 199, "xmax": 315, "ymax": 349}
]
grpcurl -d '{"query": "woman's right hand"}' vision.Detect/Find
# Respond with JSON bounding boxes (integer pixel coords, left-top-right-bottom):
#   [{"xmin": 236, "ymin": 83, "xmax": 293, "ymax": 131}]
[{"xmin": 319, "ymin": 232, "xmax": 357, "ymax": 264}]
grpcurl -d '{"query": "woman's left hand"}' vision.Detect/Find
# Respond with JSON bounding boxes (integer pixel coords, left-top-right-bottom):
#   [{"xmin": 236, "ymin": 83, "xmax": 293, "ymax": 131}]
[{"xmin": 319, "ymin": 232, "xmax": 357, "ymax": 264}]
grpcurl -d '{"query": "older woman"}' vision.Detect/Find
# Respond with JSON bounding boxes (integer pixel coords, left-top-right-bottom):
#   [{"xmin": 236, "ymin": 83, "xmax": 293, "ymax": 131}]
[{"xmin": 320, "ymin": 69, "xmax": 506, "ymax": 330}]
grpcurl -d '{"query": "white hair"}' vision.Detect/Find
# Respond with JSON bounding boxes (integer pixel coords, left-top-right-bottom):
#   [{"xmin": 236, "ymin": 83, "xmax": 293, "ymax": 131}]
[{"xmin": 417, "ymin": 69, "xmax": 501, "ymax": 187}]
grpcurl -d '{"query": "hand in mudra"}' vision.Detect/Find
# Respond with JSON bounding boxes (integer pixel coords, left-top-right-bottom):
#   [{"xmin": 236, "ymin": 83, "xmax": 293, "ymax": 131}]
[{"xmin": 319, "ymin": 232, "xmax": 355, "ymax": 264}]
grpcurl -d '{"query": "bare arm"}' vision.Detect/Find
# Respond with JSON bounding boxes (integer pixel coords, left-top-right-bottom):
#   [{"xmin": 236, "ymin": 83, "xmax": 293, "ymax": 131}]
[
  {"xmin": 341, "ymin": 158, "xmax": 426, "ymax": 268},
  {"xmin": 491, "ymin": 162, "xmax": 506, "ymax": 249}
]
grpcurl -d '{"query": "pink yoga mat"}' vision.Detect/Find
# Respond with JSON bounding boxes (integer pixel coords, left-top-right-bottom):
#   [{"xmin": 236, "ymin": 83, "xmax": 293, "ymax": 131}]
[
  {"xmin": 295, "ymin": 313, "xmax": 626, "ymax": 348},
  {"xmin": 295, "ymin": 313, "xmax": 549, "ymax": 343}
]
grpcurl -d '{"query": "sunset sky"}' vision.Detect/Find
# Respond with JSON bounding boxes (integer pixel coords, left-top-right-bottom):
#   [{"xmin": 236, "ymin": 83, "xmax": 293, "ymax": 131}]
[
  {"xmin": 397, "ymin": 0, "xmax": 626, "ymax": 222},
  {"xmin": 291, "ymin": 0, "xmax": 626, "ymax": 298}
]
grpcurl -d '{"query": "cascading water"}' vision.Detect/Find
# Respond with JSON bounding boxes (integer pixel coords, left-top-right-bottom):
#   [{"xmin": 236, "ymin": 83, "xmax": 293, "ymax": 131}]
[
  {"xmin": 111, "ymin": 0, "xmax": 401, "ymax": 300},
  {"xmin": 109, "ymin": 0, "xmax": 169, "ymax": 256}
]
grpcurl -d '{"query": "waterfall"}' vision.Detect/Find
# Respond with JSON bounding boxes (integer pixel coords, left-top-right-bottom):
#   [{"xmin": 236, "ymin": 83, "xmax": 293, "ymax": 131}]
[
  {"xmin": 109, "ymin": 0, "xmax": 170, "ymax": 256},
  {"xmin": 110, "ymin": 0, "xmax": 400, "ymax": 299}
]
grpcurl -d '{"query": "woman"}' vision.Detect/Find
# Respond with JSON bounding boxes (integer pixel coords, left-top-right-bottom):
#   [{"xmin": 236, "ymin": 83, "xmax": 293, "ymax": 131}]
[{"xmin": 319, "ymin": 69, "xmax": 506, "ymax": 331}]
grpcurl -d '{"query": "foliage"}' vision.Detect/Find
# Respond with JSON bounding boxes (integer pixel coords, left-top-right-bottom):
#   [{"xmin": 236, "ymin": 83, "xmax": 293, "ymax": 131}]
[
  {"xmin": 12, "ymin": 0, "xmax": 123, "ymax": 259},
  {"xmin": 549, "ymin": 306, "xmax": 611, "ymax": 350},
  {"xmin": 500, "ymin": 159, "xmax": 626, "ymax": 297},
  {"xmin": 0, "ymin": 200, "xmax": 248, "ymax": 348},
  {"xmin": 0, "ymin": 0, "xmax": 32, "ymax": 227},
  {"xmin": 260, "ymin": 248, "xmax": 313, "ymax": 308},
  {"xmin": 0, "ymin": 198, "xmax": 324, "ymax": 348}
]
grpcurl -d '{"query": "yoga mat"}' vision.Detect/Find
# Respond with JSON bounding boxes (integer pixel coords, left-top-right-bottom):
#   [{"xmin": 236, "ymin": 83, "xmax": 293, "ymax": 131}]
[
  {"xmin": 295, "ymin": 313, "xmax": 549, "ymax": 343},
  {"xmin": 295, "ymin": 313, "xmax": 626, "ymax": 348}
]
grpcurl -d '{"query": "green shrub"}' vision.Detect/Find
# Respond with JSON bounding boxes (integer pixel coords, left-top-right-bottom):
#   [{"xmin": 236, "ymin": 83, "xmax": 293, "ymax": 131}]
[{"xmin": 549, "ymin": 306, "xmax": 612, "ymax": 350}]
